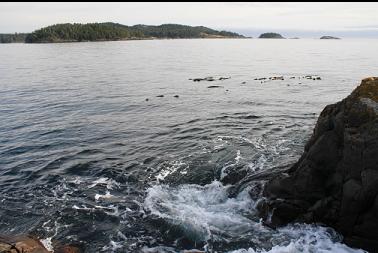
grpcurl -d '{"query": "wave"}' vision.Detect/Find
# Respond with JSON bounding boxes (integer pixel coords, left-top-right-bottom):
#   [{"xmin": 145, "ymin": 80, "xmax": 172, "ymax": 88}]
[{"xmin": 143, "ymin": 181, "xmax": 365, "ymax": 253}]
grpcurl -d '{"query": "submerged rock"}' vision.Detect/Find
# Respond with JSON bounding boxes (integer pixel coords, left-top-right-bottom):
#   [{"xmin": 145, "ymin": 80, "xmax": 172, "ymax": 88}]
[
  {"xmin": 304, "ymin": 75, "xmax": 321, "ymax": 80},
  {"xmin": 191, "ymin": 76, "xmax": 230, "ymax": 82},
  {"xmin": 258, "ymin": 77, "xmax": 378, "ymax": 252},
  {"xmin": 253, "ymin": 75, "xmax": 321, "ymax": 82},
  {"xmin": 191, "ymin": 77, "xmax": 215, "ymax": 82},
  {"xmin": 207, "ymin": 85, "xmax": 223, "ymax": 88},
  {"xmin": 269, "ymin": 76, "xmax": 284, "ymax": 80},
  {"xmin": 204, "ymin": 77, "xmax": 215, "ymax": 81}
]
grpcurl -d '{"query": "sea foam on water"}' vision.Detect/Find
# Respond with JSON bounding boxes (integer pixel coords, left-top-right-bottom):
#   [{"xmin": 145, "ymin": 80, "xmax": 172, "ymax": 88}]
[{"xmin": 144, "ymin": 181, "xmax": 366, "ymax": 253}]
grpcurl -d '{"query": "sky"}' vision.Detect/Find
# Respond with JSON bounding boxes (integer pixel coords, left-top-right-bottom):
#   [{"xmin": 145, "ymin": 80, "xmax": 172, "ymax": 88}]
[{"xmin": 1, "ymin": 2, "xmax": 378, "ymax": 38}]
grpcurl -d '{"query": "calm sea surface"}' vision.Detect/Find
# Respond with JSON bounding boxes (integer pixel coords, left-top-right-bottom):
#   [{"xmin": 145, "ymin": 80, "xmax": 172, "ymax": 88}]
[{"xmin": 0, "ymin": 39, "xmax": 376, "ymax": 252}]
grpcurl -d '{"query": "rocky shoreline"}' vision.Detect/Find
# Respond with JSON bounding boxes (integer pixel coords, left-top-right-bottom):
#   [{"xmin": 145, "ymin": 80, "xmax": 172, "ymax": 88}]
[
  {"xmin": 257, "ymin": 77, "xmax": 378, "ymax": 252},
  {"xmin": 2, "ymin": 78, "xmax": 376, "ymax": 252},
  {"xmin": 0, "ymin": 235, "xmax": 80, "ymax": 253}
]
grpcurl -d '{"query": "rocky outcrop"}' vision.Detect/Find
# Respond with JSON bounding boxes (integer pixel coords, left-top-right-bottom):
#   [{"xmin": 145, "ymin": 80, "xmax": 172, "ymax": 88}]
[
  {"xmin": 258, "ymin": 77, "xmax": 378, "ymax": 252},
  {"xmin": 0, "ymin": 235, "xmax": 80, "ymax": 253}
]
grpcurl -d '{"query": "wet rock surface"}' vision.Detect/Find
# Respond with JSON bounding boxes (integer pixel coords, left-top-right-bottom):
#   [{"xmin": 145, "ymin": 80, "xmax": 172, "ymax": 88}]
[
  {"xmin": 259, "ymin": 77, "xmax": 378, "ymax": 252},
  {"xmin": 0, "ymin": 235, "xmax": 49, "ymax": 253},
  {"xmin": 0, "ymin": 235, "xmax": 80, "ymax": 253}
]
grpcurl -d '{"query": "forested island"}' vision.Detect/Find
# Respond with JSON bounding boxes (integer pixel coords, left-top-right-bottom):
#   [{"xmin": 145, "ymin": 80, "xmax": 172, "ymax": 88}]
[
  {"xmin": 0, "ymin": 22, "xmax": 245, "ymax": 43},
  {"xmin": 258, "ymin": 32, "xmax": 285, "ymax": 39},
  {"xmin": 320, "ymin": 35, "xmax": 340, "ymax": 39},
  {"xmin": 0, "ymin": 33, "xmax": 29, "ymax": 43}
]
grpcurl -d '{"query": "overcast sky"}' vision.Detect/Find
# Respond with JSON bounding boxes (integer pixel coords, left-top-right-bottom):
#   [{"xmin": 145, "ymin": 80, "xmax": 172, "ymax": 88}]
[{"xmin": 1, "ymin": 2, "xmax": 378, "ymax": 37}]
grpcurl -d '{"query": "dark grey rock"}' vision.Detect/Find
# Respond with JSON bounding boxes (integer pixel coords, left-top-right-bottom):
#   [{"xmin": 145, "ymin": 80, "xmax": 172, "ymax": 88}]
[
  {"xmin": 259, "ymin": 77, "xmax": 378, "ymax": 252},
  {"xmin": 192, "ymin": 77, "xmax": 215, "ymax": 82}
]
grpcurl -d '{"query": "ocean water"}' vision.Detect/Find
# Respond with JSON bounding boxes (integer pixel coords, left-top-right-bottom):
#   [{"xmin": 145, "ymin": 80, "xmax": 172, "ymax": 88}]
[{"xmin": 0, "ymin": 38, "xmax": 376, "ymax": 252}]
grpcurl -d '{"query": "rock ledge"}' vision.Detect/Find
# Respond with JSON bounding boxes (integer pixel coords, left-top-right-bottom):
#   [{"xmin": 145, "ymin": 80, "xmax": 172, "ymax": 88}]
[{"xmin": 258, "ymin": 77, "xmax": 378, "ymax": 252}]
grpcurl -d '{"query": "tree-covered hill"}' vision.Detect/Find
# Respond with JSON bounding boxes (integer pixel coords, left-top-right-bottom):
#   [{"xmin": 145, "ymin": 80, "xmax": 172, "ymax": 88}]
[
  {"xmin": 0, "ymin": 33, "xmax": 29, "ymax": 43},
  {"xmin": 25, "ymin": 23, "xmax": 143, "ymax": 43},
  {"xmin": 258, "ymin": 32, "xmax": 285, "ymax": 39},
  {"xmin": 130, "ymin": 24, "xmax": 243, "ymax": 39},
  {"xmin": 15, "ymin": 22, "xmax": 244, "ymax": 43}
]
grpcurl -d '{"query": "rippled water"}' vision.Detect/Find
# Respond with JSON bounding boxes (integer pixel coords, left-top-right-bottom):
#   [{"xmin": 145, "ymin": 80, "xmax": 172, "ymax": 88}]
[{"xmin": 0, "ymin": 39, "xmax": 377, "ymax": 252}]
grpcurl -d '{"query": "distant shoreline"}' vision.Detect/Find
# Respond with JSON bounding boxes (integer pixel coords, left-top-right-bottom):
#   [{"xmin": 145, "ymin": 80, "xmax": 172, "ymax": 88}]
[
  {"xmin": 28, "ymin": 36, "xmax": 251, "ymax": 44},
  {"xmin": 3, "ymin": 37, "xmax": 375, "ymax": 44},
  {"xmin": 1, "ymin": 22, "xmax": 247, "ymax": 43},
  {"xmin": 0, "ymin": 22, "xmax": 351, "ymax": 43},
  {"xmin": 1, "ymin": 36, "xmax": 254, "ymax": 44}
]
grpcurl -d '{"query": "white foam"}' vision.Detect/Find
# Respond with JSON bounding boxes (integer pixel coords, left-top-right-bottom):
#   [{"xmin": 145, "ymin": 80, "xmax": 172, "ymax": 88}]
[
  {"xmin": 94, "ymin": 204, "xmax": 120, "ymax": 216},
  {"xmin": 40, "ymin": 237, "xmax": 54, "ymax": 252},
  {"xmin": 102, "ymin": 240, "xmax": 123, "ymax": 252},
  {"xmin": 88, "ymin": 177, "xmax": 120, "ymax": 190},
  {"xmin": 247, "ymin": 154, "xmax": 267, "ymax": 172},
  {"xmin": 235, "ymin": 150, "xmax": 242, "ymax": 163},
  {"xmin": 141, "ymin": 246, "xmax": 178, "ymax": 253},
  {"xmin": 72, "ymin": 204, "xmax": 92, "ymax": 211},
  {"xmin": 73, "ymin": 203, "xmax": 120, "ymax": 217},
  {"xmin": 117, "ymin": 231, "xmax": 127, "ymax": 240},
  {"xmin": 216, "ymin": 135, "xmax": 254, "ymax": 144},
  {"xmin": 51, "ymin": 182, "xmax": 71, "ymax": 201},
  {"xmin": 68, "ymin": 177, "xmax": 83, "ymax": 185},
  {"xmin": 155, "ymin": 160, "xmax": 186, "ymax": 182},
  {"xmin": 215, "ymin": 135, "xmax": 293, "ymax": 178},
  {"xmin": 144, "ymin": 181, "xmax": 366, "ymax": 253},
  {"xmin": 220, "ymin": 150, "xmax": 243, "ymax": 180},
  {"xmin": 144, "ymin": 181, "xmax": 257, "ymax": 243},
  {"xmin": 95, "ymin": 191, "xmax": 114, "ymax": 201},
  {"xmin": 228, "ymin": 224, "xmax": 366, "ymax": 253},
  {"xmin": 40, "ymin": 219, "xmax": 61, "ymax": 253}
]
